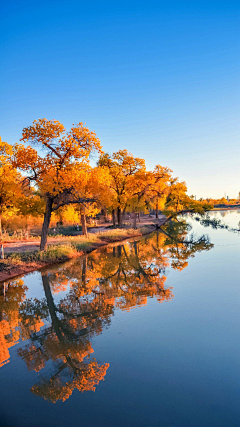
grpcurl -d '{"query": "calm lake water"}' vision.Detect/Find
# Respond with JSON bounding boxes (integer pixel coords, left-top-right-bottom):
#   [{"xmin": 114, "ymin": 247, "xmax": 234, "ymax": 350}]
[{"xmin": 1, "ymin": 211, "xmax": 240, "ymax": 427}]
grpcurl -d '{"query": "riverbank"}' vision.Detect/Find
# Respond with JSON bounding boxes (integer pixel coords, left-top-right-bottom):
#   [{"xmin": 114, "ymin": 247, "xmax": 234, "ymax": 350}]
[
  {"xmin": 213, "ymin": 204, "xmax": 240, "ymax": 210},
  {"xmin": 0, "ymin": 224, "xmax": 158, "ymax": 282}
]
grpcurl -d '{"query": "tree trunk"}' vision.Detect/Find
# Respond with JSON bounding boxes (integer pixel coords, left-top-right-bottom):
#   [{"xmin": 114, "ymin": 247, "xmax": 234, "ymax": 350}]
[
  {"xmin": 117, "ymin": 245, "xmax": 122, "ymax": 257},
  {"xmin": 0, "ymin": 282, "xmax": 5, "ymax": 321},
  {"xmin": 133, "ymin": 211, "xmax": 137, "ymax": 229},
  {"xmin": 103, "ymin": 208, "xmax": 108, "ymax": 223},
  {"xmin": 117, "ymin": 207, "xmax": 122, "ymax": 225},
  {"xmin": 112, "ymin": 209, "xmax": 116, "ymax": 227},
  {"xmin": 0, "ymin": 215, "xmax": 2, "ymax": 239},
  {"xmin": 0, "ymin": 282, "xmax": 5, "ymax": 301},
  {"xmin": 27, "ymin": 221, "xmax": 31, "ymax": 240},
  {"xmin": 138, "ymin": 212, "xmax": 140, "ymax": 223},
  {"xmin": 82, "ymin": 256, "xmax": 87, "ymax": 285},
  {"xmin": 1, "ymin": 244, "xmax": 4, "ymax": 260},
  {"xmin": 42, "ymin": 273, "xmax": 63, "ymax": 342},
  {"xmin": 40, "ymin": 197, "xmax": 53, "ymax": 251},
  {"xmin": 133, "ymin": 241, "xmax": 138, "ymax": 256},
  {"xmin": 81, "ymin": 213, "xmax": 88, "ymax": 236},
  {"xmin": 156, "ymin": 200, "xmax": 159, "ymax": 219}
]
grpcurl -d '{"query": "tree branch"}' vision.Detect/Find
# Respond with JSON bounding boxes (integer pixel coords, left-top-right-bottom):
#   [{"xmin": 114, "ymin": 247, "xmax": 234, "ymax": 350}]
[{"xmin": 52, "ymin": 197, "xmax": 96, "ymax": 211}]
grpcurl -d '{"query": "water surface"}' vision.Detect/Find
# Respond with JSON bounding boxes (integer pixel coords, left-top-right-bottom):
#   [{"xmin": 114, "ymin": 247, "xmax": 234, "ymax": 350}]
[{"xmin": 1, "ymin": 211, "xmax": 240, "ymax": 427}]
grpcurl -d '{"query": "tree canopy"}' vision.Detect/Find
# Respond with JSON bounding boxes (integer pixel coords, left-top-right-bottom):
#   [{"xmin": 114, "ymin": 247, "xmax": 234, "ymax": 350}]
[
  {"xmin": 0, "ymin": 117, "xmax": 213, "ymax": 248},
  {"xmin": 13, "ymin": 119, "xmax": 105, "ymax": 249}
]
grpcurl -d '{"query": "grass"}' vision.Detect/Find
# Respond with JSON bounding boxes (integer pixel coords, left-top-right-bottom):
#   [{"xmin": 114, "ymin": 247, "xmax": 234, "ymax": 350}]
[
  {"xmin": 8, "ymin": 245, "xmax": 78, "ymax": 263},
  {"xmin": 1, "ymin": 231, "xmax": 40, "ymax": 241},
  {"xmin": 97, "ymin": 226, "xmax": 150, "ymax": 241},
  {"xmin": 48, "ymin": 225, "xmax": 83, "ymax": 236}
]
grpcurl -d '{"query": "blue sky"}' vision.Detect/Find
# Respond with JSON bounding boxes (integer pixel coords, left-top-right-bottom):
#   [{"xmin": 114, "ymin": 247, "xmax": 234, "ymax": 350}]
[{"xmin": 1, "ymin": 0, "xmax": 239, "ymax": 198}]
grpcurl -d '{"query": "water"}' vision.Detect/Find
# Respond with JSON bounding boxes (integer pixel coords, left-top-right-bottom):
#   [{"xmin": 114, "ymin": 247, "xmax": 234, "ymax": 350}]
[{"xmin": 1, "ymin": 211, "xmax": 240, "ymax": 427}]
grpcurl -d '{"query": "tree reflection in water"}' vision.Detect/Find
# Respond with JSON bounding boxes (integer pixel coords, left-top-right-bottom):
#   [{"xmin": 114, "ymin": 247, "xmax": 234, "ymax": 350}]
[{"xmin": 0, "ymin": 224, "xmax": 213, "ymax": 402}]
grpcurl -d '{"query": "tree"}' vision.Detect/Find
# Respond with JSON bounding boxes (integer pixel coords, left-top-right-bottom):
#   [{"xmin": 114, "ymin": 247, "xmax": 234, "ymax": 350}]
[
  {"xmin": 17, "ymin": 272, "xmax": 110, "ymax": 402},
  {"xmin": 73, "ymin": 165, "xmax": 110, "ymax": 236},
  {"xmin": 160, "ymin": 220, "xmax": 213, "ymax": 270},
  {"xmin": 0, "ymin": 278, "xmax": 41, "ymax": 368},
  {"xmin": 127, "ymin": 165, "xmax": 172, "ymax": 226},
  {"xmin": 98, "ymin": 150, "xmax": 146, "ymax": 225},
  {"xmin": 13, "ymin": 119, "xmax": 103, "ymax": 250},
  {"xmin": 149, "ymin": 165, "xmax": 172, "ymax": 218},
  {"xmin": 162, "ymin": 180, "xmax": 212, "ymax": 222},
  {"xmin": 0, "ymin": 137, "xmax": 23, "ymax": 237}
]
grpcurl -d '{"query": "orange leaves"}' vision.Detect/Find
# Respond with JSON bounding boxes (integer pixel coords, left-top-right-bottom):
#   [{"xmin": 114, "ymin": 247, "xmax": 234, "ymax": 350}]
[
  {"xmin": 66, "ymin": 122, "xmax": 103, "ymax": 158},
  {"xmin": 20, "ymin": 119, "xmax": 102, "ymax": 162},
  {"xmin": 98, "ymin": 150, "xmax": 175, "ymax": 219},
  {"xmin": 0, "ymin": 139, "xmax": 25, "ymax": 219},
  {"xmin": 18, "ymin": 344, "xmax": 46, "ymax": 372},
  {"xmin": 21, "ymin": 118, "xmax": 65, "ymax": 146},
  {"xmin": 12, "ymin": 144, "xmax": 38, "ymax": 170},
  {"xmin": 0, "ymin": 320, "xmax": 11, "ymax": 368},
  {"xmin": 31, "ymin": 360, "xmax": 109, "ymax": 403},
  {"xmin": 98, "ymin": 150, "xmax": 146, "ymax": 213},
  {"xmin": 10, "ymin": 119, "xmax": 108, "ymax": 248},
  {"xmin": 163, "ymin": 179, "xmax": 212, "ymax": 217},
  {"xmin": 0, "ymin": 136, "xmax": 13, "ymax": 162},
  {"xmin": 14, "ymin": 120, "xmax": 106, "ymax": 245}
]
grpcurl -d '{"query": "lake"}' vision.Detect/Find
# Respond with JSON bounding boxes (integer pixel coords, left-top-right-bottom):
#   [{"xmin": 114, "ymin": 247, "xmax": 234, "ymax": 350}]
[{"xmin": 1, "ymin": 211, "xmax": 240, "ymax": 427}]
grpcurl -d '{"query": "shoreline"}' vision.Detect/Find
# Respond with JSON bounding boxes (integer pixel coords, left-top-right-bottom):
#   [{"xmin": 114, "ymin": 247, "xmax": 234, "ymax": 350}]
[
  {"xmin": 0, "ymin": 224, "xmax": 158, "ymax": 283},
  {"xmin": 212, "ymin": 205, "xmax": 240, "ymax": 211},
  {"xmin": 3, "ymin": 206, "xmax": 235, "ymax": 283}
]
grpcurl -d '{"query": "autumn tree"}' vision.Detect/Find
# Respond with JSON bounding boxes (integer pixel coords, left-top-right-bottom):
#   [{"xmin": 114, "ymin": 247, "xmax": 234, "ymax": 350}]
[
  {"xmin": 73, "ymin": 165, "xmax": 110, "ymax": 236},
  {"xmin": 149, "ymin": 165, "xmax": 172, "ymax": 218},
  {"xmin": 162, "ymin": 180, "xmax": 212, "ymax": 223},
  {"xmin": 17, "ymin": 272, "xmax": 110, "ymax": 402},
  {"xmin": 127, "ymin": 165, "xmax": 172, "ymax": 226},
  {"xmin": 0, "ymin": 137, "xmax": 24, "ymax": 237},
  {"xmin": 98, "ymin": 150, "xmax": 146, "ymax": 225},
  {"xmin": 160, "ymin": 220, "xmax": 213, "ymax": 270},
  {"xmin": 13, "ymin": 119, "xmax": 103, "ymax": 250},
  {"xmin": 0, "ymin": 278, "xmax": 42, "ymax": 368}
]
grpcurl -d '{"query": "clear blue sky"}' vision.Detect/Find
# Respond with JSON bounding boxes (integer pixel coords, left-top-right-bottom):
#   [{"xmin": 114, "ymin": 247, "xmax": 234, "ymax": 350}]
[{"xmin": 1, "ymin": 0, "xmax": 239, "ymax": 199}]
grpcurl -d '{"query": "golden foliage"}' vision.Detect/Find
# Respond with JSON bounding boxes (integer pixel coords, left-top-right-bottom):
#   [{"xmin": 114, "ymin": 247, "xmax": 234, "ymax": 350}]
[{"xmin": 0, "ymin": 138, "xmax": 24, "ymax": 226}]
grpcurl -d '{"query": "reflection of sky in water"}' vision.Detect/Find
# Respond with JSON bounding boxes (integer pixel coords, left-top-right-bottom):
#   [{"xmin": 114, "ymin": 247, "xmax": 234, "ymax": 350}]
[
  {"xmin": 207, "ymin": 209, "xmax": 240, "ymax": 227},
  {"xmin": 23, "ymin": 270, "xmax": 73, "ymax": 303},
  {"xmin": 1, "ymin": 211, "xmax": 240, "ymax": 427},
  {"xmin": 190, "ymin": 211, "xmax": 240, "ymax": 247}
]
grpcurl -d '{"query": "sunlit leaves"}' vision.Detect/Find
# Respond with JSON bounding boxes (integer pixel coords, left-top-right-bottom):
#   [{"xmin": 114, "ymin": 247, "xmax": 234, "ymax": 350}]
[
  {"xmin": 12, "ymin": 119, "xmax": 105, "ymax": 248},
  {"xmin": 0, "ymin": 138, "xmax": 24, "ymax": 227}
]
